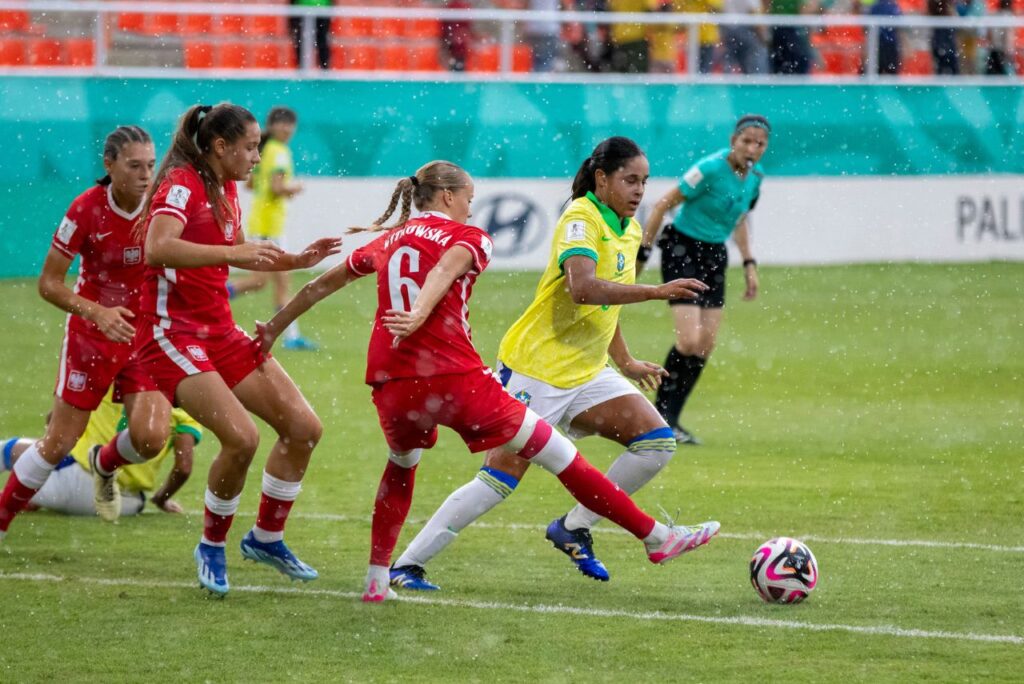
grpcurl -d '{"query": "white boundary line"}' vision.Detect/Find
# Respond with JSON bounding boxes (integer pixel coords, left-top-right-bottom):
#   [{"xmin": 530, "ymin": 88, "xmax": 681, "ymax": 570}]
[
  {"xmin": 243, "ymin": 511, "xmax": 1024, "ymax": 555},
  {"xmin": 0, "ymin": 571, "xmax": 1020, "ymax": 645}
]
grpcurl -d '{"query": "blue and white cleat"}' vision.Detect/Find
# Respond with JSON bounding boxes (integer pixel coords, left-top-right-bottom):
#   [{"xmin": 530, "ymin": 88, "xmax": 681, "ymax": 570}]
[
  {"xmin": 195, "ymin": 543, "xmax": 229, "ymax": 597},
  {"xmin": 389, "ymin": 564, "xmax": 440, "ymax": 591},
  {"xmin": 239, "ymin": 531, "xmax": 319, "ymax": 582},
  {"xmin": 545, "ymin": 516, "xmax": 610, "ymax": 582},
  {"xmin": 282, "ymin": 336, "xmax": 319, "ymax": 351}
]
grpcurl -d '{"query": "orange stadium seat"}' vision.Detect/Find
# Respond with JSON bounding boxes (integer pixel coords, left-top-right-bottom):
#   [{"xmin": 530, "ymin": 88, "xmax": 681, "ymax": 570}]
[
  {"xmin": 375, "ymin": 18, "xmax": 406, "ymax": 39},
  {"xmin": 824, "ymin": 25, "xmax": 864, "ymax": 45},
  {"xmin": 144, "ymin": 13, "xmax": 180, "ymax": 36},
  {"xmin": 213, "ymin": 15, "xmax": 247, "ymax": 36},
  {"xmin": 467, "ymin": 44, "xmax": 500, "ymax": 72},
  {"xmin": 0, "ymin": 10, "xmax": 30, "ymax": 32},
  {"xmin": 345, "ymin": 44, "xmax": 378, "ymax": 70},
  {"xmin": 900, "ymin": 50, "xmax": 933, "ymax": 76},
  {"xmin": 184, "ymin": 41, "xmax": 215, "ymax": 69},
  {"xmin": 183, "ymin": 14, "xmax": 214, "ymax": 35},
  {"xmin": 0, "ymin": 38, "xmax": 26, "ymax": 66},
  {"xmin": 406, "ymin": 18, "xmax": 441, "ymax": 39},
  {"xmin": 379, "ymin": 44, "xmax": 410, "ymax": 70},
  {"xmin": 251, "ymin": 42, "xmax": 289, "ymax": 69},
  {"xmin": 512, "ymin": 44, "xmax": 532, "ymax": 72},
  {"xmin": 65, "ymin": 38, "xmax": 95, "ymax": 66},
  {"xmin": 340, "ymin": 17, "xmax": 375, "ymax": 38},
  {"xmin": 408, "ymin": 44, "xmax": 442, "ymax": 71},
  {"xmin": 27, "ymin": 38, "xmax": 63, "ymax": 66},
  {"xmin": 217, "ymin": 42, "xmax": 248, "ymax": 69},
  {"xmin": 329, "ymin": 43, "xmax": 346, "ymax": 67},
  {"xmin": 252, "ymin": 15, "xmax": 287, "ymax": 37},
  {"xmin": 117, "ymin": 13, "xmax": 146, "ymax": 34}
]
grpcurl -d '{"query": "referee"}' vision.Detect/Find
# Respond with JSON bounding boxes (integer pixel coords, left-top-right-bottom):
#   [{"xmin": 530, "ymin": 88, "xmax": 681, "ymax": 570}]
[{"xmin": 637, "ymin": 114, "xmax": 770, "ymax": 444}]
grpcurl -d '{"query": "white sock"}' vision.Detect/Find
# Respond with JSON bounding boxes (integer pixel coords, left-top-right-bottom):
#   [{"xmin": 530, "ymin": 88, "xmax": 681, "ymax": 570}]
[
  {"xmin": 644, "ymin": 521, "xmax": 670, "ymax": 548},
  {"xmin": 364, "ymin": 564, "xmax": 391, "ymax": 598},
  {"xmin": 252, "ymin": 471, "xmax": 301, "ymax": 543},
  {"xmin": 12, "ymin": 444, "xmax": 55, "ymax": 489},
  {"xmin": 393, "ymin": 470, "xmax": 516, "ymax": 569},
  {"xmin": 564, "ymin": 430, "xmax": 676, "ymax": 532},
  {"xmin": 201, "ymin": 489, "xmax": 241, "ymax": 547}
]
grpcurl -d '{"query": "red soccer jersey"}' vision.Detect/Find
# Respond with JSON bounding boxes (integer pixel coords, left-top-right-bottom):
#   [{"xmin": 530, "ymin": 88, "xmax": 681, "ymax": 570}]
[
  {"xmin": 140, "ymin": 166, "xmax": 241, "ymax": 336},
  {"xmin": 51, "ymin": 184, "xmax": 146, "ymax": 335},
  {"xmin": 347, "ymin": 212, "xmax": 495, "ymax": 384}
]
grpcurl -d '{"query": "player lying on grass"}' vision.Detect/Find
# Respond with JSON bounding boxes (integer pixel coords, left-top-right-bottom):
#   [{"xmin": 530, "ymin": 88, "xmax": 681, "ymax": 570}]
[
  {"xmin": 1, "ymin": 390, "xmax": 200, "ymax": 516},
  {"xmin": 258, "ymin": 160, "xmax": 721, "ymax": 602}
]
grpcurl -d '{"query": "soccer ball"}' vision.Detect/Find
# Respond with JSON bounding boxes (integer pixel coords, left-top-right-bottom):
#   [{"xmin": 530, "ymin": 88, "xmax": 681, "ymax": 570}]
[{"xmin": 749, "ymin": 537, "xmax": 818, "ymax": 604}]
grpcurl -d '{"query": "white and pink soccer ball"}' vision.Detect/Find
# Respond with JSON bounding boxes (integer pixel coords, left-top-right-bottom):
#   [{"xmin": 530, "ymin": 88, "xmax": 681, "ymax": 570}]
[{"xmin": 749, "ymin": 537, "xmax": 818, "ymax": 604}]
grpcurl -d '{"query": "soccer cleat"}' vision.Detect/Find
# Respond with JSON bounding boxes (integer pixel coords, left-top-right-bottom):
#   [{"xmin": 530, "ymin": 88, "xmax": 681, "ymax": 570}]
[
  {"xmin": 88, "ymin": 445, "xmax": 121, "ymax": 523},
  {"xmin": 671, "ymin": 425, "xmax": 702, "ymax": 446},
  {"xmin": 239, "ymin": 531, "xmax": 319, "ymax": 582},
  {"xmin": 363, "ymin": 566, "xmax": 398, "ymax": 602},
  {"xmin": 195, "ymin": 543, "xmax": 229, "ymax": 596},
  {"xmin": 389, "ymin": 564, "xmax": 440, "ymax": 591},
  {"xmin": 282, "ymin": 336, "xmax": 319, "ymax": 351},
  {"xmin": 646, "ymin": 520, "xmax": 720, "ymax": 564},
  {"xmin": 544, "ymin": 516, "xmax": 610, "ymax": 582}
]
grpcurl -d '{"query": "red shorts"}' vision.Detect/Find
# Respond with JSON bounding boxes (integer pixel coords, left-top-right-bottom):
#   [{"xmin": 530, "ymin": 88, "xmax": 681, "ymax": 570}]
[
  {"xmin": 370, "ymin": 368, "xmax": 527, "ymax": 453},
  {"xmin": 54, "ymin": 324, "xmax": 133, "ymax": 411},
  {"xmin": 118, "ymin": 323, "xmax": 268, "ymax": 404}
]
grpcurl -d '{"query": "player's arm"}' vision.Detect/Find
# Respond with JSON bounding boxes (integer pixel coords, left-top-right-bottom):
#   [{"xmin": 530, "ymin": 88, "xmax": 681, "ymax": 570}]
[
  {"xmin": 642, "ymin": 186, "xmax": 685, "ymax": 250},
  {"xmin": 607, "ymin": 323, "xmax": 668, "ymax": 391},
  {"xmin": 258, "ymin": 259, "xmax": 360, "ymax": 351},
  {"xmin": 382, "ymin": 245, "xmax": 475, "ymax": 343},
  {"xmin": 270, "ymin": 171, "xmax": 302, "ymax": 199},
  {"xmin": 245, "ymin": 237, "xmax": 342, "ymax": 272},
  {"xmin": 150, "ymin": 432, "xmax": 195, "ymax": 514},
  {"xmin": 732, "ymin": 214, "xmax": 759, "ymax": 301},
  {"xmin": 38, "ymin": 249, "xmax": 136, "ymax": 344},
  {"xmin": 564, "ymin": 255, "xmax": 707, "ymax": 306},
  {"xmin": 145, "ymin": 214, "xmax": 285, "ymax": 269}
]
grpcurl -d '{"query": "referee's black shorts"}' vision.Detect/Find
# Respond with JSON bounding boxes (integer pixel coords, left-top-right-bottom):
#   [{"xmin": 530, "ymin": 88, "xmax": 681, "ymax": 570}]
[{"xmin": 658, "ymin": 226, "xmax": 727, "ymax": 308}]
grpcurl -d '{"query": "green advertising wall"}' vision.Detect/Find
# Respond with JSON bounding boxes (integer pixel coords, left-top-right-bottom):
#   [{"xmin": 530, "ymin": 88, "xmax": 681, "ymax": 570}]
[{"xmin": 2, "ymin": 77, "xmax": 1023, "ymax": 276}]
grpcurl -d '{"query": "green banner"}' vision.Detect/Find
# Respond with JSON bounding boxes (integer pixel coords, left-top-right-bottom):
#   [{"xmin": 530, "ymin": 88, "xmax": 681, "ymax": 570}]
[{"xmin": 2, "ymin": 77, "xmax": 1023, "ymax": 277}]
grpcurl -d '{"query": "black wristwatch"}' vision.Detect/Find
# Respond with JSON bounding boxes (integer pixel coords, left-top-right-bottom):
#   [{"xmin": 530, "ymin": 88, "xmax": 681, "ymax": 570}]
[
  {"xmin": 743, "ymin": 258, "xmax": 758, "ymax": 268},
  {"xmin": 637, "ymin": 245, "xmax": 652, "ymax": 263}
]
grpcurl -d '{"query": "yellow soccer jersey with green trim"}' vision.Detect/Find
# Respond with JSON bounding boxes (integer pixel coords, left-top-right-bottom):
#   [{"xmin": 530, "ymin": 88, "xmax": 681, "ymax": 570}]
[
  {"xmin": 498, "ymin": 193, "xmax": 641, "ymax": 389},
  {"xmin": 70, "ymin": 390, "xmax": 202, "ymax": 493},
  {"xmin": 248, "ymin": 138, "xmax": 294, "ymax": 239}
]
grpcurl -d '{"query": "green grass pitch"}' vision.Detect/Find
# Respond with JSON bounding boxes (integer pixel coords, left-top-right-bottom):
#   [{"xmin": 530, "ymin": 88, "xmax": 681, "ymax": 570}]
[{"xmin": 0, "ymin": 262, "xmax": 1021, "ymax": 682}]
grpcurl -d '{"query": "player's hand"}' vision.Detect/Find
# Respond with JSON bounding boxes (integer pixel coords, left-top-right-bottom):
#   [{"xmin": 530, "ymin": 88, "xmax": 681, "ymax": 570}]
[
  {"xmin": 295, "ymin": 237, "xmax": 343, "ymax": 269},
  {"xmin": 229, "ymin": 240, "xmax": 284, "ymax": 268},
  {"xmin": 743, "ymin": 264, "xmax": 759, "ymax": 301},
  {"xmin": 382, "ymin": 307, "xmax": 428, "ymax": 346},
  {"xmin": 154, "ymin": 498, "xmax": 183, "ymax": 514},
  {"xmin": 619, "ymin": 358, "xmax": 668, "ymax": 392},
  {"xmin": 653, "ymin": 278, "xmax": 707, "ymax": 302},
  {"xmin": 254, "ymin": 320, "xmax": 279, "ymax": 354},
  {"xmin": 289, "ymin": 181, "xmax": 305, "ymax": 197},
  {"xmin": 93, "ymin": 305, "xmax": 136, "ymax": 344}
]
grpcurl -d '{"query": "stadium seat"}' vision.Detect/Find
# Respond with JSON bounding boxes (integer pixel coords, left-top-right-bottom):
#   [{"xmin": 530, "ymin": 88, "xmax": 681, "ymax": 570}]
[
  {"xmin": 184, "ymin": 41, "xmax": 215, "ymax": 69},
  {"xmin": 406, "ymin": 19, "xmax": 441, "ymax": 39},
  {"xmin": 0, "ymin": 10, "xmax": 30, "ymax": 32},
  {"xmin": 824, "ymin": 25, "xmax": 865, "ymax": 45},
  {"xmin": 213, "ymin": 15, "xmax": 247, "ymax": 36},
  {"xmin": 409, "ymin": 44, "xmax": 442, "ymax": 71},
  {"xmin": 900, "ymin": 50, "xmax": 933, "ymax": 76},
  {"xmin": 340, "ymin": 17, "xmax": 375, "ymax": 38},
  {"xmin": 344, "ymin": 44, "xmax": 378, "ymax": 70},
  {"xmin": 252, "ymin": 15, "xmax": 287, "ymax": 37},
  {"xmin": 117, "ymin": 13, "xmax": 146, "ymax": 34},
  {"xmin": 183, "ymin": 14, "xmax": 214, "ymax": 35},
  {"xmin": 379, "ymin": 44, "xmax": 410, "ymax": 71},
  {"xmin": 329, "ymin": 44, "xmax": 346, "ymax": 68},
  {"xmin": 217, "ymin": 42, "xmax": 248, "ymax": 69},
  {"xmin": 467, "ymin": 44, "xmax": 500, "ymax": 72},
  {"xmin": 512, "ymin": 44, "xmax": 532, "ymax": 72},
  {"xmin": 375, "ymin": 18, "xmax": 406, "ymax": 39},
  {"xmin": 251, "ymin": 42, "xmax": 287, "ymax": 69},
  {"xmin": 27, "ymin": 38, "xmax": 62, "ymax": 66},
  {"xmin": 143, "ymin": 13, "xmax": 180, "ymax": 37},
  {"xmin": 0, "ymin": 38, "xmax": 26, "ymax": 66},
  {"xmin": 65, "ymin": 38, "xmax": 95, "ymax": 67}
]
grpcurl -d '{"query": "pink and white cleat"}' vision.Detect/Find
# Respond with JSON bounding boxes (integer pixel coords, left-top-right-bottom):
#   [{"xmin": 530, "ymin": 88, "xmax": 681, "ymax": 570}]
[
  {"xmin": 362, "ymin": 565, "xmax": 398, "ymax": 603},
  {"xmin": 646, "ymin": 521, "xmax": 721, "ymax": 564}
]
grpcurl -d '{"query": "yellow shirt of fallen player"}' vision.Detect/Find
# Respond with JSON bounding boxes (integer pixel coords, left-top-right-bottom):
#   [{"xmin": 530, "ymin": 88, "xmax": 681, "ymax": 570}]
[
  {"xmin": 70, "ymin": 390, "xmax": 202, "ymax": 493},
  {"xmin": 247, "ymin": 137, "xmax": 294, "ymax": 240},
  {"xmin": 498, "ymin": 193, "xmax": 642, "ymax": 389}
]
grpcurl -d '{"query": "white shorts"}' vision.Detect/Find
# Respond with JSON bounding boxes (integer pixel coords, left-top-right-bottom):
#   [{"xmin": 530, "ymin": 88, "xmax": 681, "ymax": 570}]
[
  {"xmin": 30, "ymin": 459, "xmax": 145, "ymax": 517},
  {"xmin": 496, "ymin": 362, "xmax": 643, "ymax": 440}
]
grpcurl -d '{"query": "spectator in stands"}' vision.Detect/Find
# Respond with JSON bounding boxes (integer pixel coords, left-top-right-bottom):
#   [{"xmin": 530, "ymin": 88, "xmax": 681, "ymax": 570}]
[
  {"xmin": 769, "ymin": 0, "xmax": 815, "ymax": 74},
  {"xmin": 680, "ymin": 0, "xmax": 724, "ymax": 73},
  {"xmin": 927, "ymin": 0, "xmax": 959, "ymax": 75},
  {"xmin": 563, "ymin": 0, "xmax": 613, "ymax": 72},
  {"xmin": 955, "ymin": 0, "xmax": 985, "ymax": 75},
  {"xmin": 721, "ymin": 0, "xmax": 770, "ymax": 74},
  {"xmin": 649, "ymin": 2, "xmax": 679, "ymax": 73},
  {"xmin": 526, "ymin": 0, "xmax": 565, "ymax": 71},
  {"xmin": 866, "ymin": 0, "xmax": 902, "ymax": 75},
  {"xmin": 985, "ymin": 0, "xmax": 1014, "ymax": 75},
  {"xmin": 608, "ymin": 0, "xmax": 652, "ymax": 72},
  {"xmin": 442, "ymin": 0, "xmax": 473, "ymax": 71},
  {"xmin": 289, "ymin": 0, "xmax": 332, "ymax": 69}
]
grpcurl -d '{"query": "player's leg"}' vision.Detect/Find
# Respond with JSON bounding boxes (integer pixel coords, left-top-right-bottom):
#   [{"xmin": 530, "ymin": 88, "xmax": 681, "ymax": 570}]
[
  {"xmin": 29, "ymin": 462, "xmax": 143, "ymax": 516},
  {"xmin": 176, "ymin": 372, "xmax": 262, "ymax": 596},
  {"xmin": 0, "ymin": 439, "xmax": 34, "ymax": 471},
  {"xmin": 0, "ymin": 398, "xmax": 90, "ymax": 540},
  {"xmin": 276, "ymin": 271, "xmax": 317, "ymax": 351},
  {"xmin": 231, "ymin": 358, "xmax": 322, "ymax": 582},
  {"xmin": 226, "ymin": 270, "xmax": 269, "ymax": 299}
]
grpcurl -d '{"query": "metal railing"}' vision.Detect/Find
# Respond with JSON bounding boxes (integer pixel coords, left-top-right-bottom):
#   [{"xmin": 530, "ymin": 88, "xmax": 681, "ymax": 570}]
[{"xmin": 0, "ymin": 0, "xmax": 1021, "ymax": 80}]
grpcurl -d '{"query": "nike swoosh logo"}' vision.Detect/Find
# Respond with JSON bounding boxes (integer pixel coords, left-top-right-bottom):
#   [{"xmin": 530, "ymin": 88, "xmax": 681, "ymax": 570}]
[
  {"xmin": 600, "ymin": 236, "xmax": 612, "ymax": 241},
  {"xmin": 96, "ymin": 232, "xmax": 113, "ymax": 240}
]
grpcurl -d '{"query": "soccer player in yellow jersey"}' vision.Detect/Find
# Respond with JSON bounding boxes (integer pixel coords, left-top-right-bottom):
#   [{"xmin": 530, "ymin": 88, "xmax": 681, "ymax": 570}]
[
  {"xmin": 227, "ymin": 107, "xmax": 316, "ymax": 350},
  {"xmin": 1, "ymin": 390, "xmax": 201, "ymax": 516},
  {"xmin": 389, "ymin": 138, "xmax": 720, "ymax": 591}
]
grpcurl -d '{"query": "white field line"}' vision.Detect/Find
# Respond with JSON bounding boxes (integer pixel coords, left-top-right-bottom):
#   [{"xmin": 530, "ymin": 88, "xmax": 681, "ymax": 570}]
[
  {"xmin": 0, "ymin": 571, "xmax": 1020, "ymax": 646},
  {"xmin": 222, "ymin": 510, "xmax": 1024, "ymax": 555}
]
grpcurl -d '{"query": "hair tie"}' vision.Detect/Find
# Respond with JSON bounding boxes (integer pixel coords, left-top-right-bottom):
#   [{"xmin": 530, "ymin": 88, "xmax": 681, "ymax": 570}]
[
  {"xmin": 408, "ymin": 175, "xmax": 419, "ymax": 187},
  {"xmin": 735, "ymin": 114, "xmax": 771, "ymax": 135}
]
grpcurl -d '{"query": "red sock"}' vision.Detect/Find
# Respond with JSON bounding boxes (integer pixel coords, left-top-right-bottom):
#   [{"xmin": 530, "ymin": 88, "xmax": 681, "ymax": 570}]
[
  {"xmin": 255, "ymin": 494, "xmax": 295, "ymax": 539},
  {"xmin": 203, "ymin": 507, "xmax": 235, "ymax": 545},
  {"xmin": 556, "ymin": 454, "xmax": 656, "ymax": 539},
  {"xmin": 97, "ymin": 438, "xmax": 131, "ymax": 475},
  {"xmin": 369, "ymin": 460, "xmax": 418, "ymax": 567},
  {"xmin": 0, "ymin": 471, "xmax": 39, "ymax": 533}
]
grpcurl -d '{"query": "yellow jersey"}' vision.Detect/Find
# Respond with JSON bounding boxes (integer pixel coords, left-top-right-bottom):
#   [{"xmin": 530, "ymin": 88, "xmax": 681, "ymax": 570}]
[
  {"xmin": 70, "ymin": 390, "xmax": 202, "ymax": 493},
  {"xmin": 498, "ymin": 193, "xmax": 641, "ymax": 389},
  {"xmin": 248, "ymin": 137, "xmax": 294, "ymax": 239}
]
